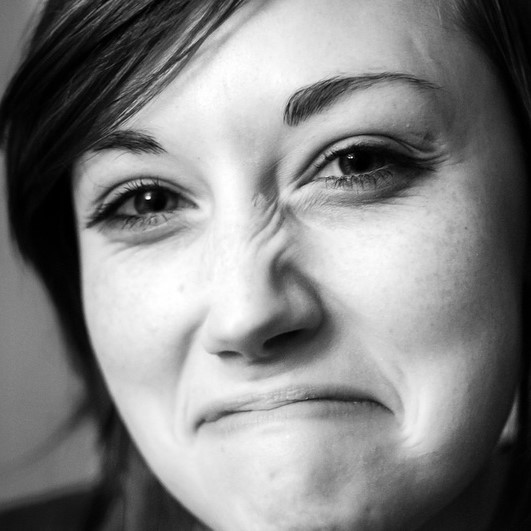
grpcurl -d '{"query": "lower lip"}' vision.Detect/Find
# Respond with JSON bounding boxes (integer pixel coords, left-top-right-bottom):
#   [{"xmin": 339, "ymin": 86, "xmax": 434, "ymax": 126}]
[{"xmin": 202, "ymin": 399, "xmax": 386, "ymax": 433}]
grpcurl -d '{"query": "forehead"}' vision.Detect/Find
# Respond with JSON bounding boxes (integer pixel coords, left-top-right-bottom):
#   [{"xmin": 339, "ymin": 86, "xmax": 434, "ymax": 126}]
[
  {"xmin": 210, "ymin": 0, "xmax": 451, "ymax": 76},
  {"xmin": 125, "ymin": 0, "xmax": 479, "ymax": 134}
]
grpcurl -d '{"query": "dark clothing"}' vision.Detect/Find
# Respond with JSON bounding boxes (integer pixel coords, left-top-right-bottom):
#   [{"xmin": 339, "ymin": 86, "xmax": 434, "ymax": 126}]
[
  {"xmin": 0, "ymin": 486, "xmax": 206, "ymax": 531},
  {"xmin": 0, "ymin": 487, "xmax": 97, "ymax": 530}
]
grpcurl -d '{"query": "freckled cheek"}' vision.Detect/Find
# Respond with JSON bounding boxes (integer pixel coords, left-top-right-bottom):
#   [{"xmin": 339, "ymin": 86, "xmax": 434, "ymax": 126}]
[
  {"xmin": 380, "ymin": 234, "xmax": 498, "ymax": 349},
  {"xmin": 392, "ymin": 208, "xmax": 521, "ymax": 439},
  {"xmin": 309, "ymin": 192, "xmax": 520, "ymax": 399},
  {"xmin": 323, "ymin": 202, "xmax": 518, "ymax": 356}
]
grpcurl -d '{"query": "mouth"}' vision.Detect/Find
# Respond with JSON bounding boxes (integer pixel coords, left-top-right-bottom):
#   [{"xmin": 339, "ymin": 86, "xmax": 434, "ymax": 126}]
[{"xmin": 196, "ymin": 386, "xmax": 389, "ymax": 431}]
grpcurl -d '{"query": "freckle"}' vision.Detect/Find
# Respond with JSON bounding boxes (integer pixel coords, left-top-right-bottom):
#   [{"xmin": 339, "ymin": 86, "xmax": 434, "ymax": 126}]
[{"xmin": 268, "ymin": 469, "xmax": 278, "ymax": 482}]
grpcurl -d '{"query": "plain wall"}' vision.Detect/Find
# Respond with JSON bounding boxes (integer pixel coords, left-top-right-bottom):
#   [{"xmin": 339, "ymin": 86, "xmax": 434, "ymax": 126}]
[{"xmin": 0, "ymin": 0, "xmax": 98, "ymax": 507}]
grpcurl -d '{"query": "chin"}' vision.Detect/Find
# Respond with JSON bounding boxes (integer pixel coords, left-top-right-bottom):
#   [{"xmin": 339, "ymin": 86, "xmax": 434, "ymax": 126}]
[
  {"xmin": 206, "ymin": 485, "xmax": 414, "ymax": 531},
  {"xmin": 190, "ymin": 454, "xmax": 415, "ymax": 531}
]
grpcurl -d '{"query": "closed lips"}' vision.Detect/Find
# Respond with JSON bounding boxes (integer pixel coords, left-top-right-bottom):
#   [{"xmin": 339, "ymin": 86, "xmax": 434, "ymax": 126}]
[{"xmin": 195, "ymin": 385, "xmax": 390, "ymax": 430}]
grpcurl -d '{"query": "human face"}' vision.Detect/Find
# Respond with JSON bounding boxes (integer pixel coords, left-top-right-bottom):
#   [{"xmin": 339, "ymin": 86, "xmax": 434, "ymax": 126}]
[{"xmin": 74, "ymin": 0, "xmax": 526, "ymax": 529}]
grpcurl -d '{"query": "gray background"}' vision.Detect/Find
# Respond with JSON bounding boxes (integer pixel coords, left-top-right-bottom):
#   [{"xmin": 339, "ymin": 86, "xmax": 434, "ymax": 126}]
[{"xmin": 0, "ymin": 0, "xmax": 98, "ymax": 507}]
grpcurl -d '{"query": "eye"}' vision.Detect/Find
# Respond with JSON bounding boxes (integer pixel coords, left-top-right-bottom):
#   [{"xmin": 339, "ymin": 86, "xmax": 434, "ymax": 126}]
[
  {"xmin": 319, "ymin": 145, "xmax": 396, "ymax": 181},
  {"xmin": 336, "ymin": 148, "xmax": 388, "ymax": 175},
  {"xmin": 119, "ymin": 186, "xmax": 183, "ymax": 216},
  {"xmin": 307, "ymin": 140, "xmax": 433, "ymax": 197},
  {"xmin": 86, "ymin": 177, "xmax": 196, "ymax": 232}
]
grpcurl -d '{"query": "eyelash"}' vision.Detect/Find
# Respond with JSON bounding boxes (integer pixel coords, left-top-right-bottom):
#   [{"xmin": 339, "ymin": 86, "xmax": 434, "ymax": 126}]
[
  {"xmin": 85, "ymin": 177, "xmax": 190, "ymax": 231},
  {"xmin": 309, "ymin": 143, "xmax": 432, "ymax": 196}
]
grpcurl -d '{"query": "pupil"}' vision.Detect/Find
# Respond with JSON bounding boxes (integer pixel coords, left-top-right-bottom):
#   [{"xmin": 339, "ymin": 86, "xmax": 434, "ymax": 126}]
[
  {"xmin": 339, "ymin": 151, "xmax": 374, "ymax": 175},
  {"xmin": 135, "ymin": 189, "xmax": 168, "ymax": 214}
]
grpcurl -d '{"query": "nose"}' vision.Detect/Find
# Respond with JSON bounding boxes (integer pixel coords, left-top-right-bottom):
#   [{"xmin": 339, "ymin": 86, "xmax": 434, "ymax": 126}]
[{"xmin": 201, "ymin": 235, "xmax": 323, "ymax": 361}]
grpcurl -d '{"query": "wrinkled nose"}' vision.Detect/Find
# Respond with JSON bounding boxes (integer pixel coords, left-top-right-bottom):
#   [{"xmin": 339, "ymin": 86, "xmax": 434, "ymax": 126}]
[{"xmin": 200, "ymin": 235, "xmax": 323, "ymax": 361}]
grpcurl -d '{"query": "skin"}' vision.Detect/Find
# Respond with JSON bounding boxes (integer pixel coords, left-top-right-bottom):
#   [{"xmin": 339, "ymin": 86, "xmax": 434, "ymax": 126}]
[{"xmin": 74, "ymin": 0, "xmax": 527, "ymax": 529}]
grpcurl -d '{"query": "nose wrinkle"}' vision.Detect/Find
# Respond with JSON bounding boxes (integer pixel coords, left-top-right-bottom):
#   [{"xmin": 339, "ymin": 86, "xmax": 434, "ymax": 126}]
[
  {"xmin": 249, "ymin": 191, "xmax": 286, "ymax": 244},
  {"xmin": 211, "ymin": 192, "xmax": 291, "ymax": 285}
]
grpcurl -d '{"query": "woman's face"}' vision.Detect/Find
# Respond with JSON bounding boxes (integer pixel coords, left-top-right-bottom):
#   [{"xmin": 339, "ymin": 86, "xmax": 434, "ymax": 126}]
[{"xmin": 74, "ymin": 0, "xmax": 527, "ymax": 529}]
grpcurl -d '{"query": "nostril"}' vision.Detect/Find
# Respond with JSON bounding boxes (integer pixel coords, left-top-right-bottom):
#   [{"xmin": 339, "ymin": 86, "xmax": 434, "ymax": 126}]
[
  {"xmin": 263, "ymin": 329, "xmax": 304, "ymax": 351},
  {"xmin": 215, "ymin": 349, "xmax": 241, "ymax": 359},
  {"xmin": 202, "ymin": 270, "xmax": 323, "ymax": 360}
]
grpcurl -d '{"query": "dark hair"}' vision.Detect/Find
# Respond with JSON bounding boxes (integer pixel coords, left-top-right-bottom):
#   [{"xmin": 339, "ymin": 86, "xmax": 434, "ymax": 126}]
[
  {"xmin": 1, "ymin": 0, "xmax": 531, "ymax": 529},
  {"xmin": 1, "ymin": 1, "xmax": 248, "ymax": 528},
  {"xmin": 452, "ymin": 3, "xmax": 531, "ymax": 528}
]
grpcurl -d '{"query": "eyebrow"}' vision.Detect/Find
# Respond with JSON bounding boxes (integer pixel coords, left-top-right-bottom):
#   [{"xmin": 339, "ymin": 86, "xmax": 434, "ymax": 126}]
[
  {"xmin": 284, "ymin": 73, "xmax": 441, "ymax": 126},
  {"xmin": 89, "ymin": 73, "xmax": 439, "ymax": 155},
  {"xmin": 90, "ymin": 130, "xmax": 166, "ymax": 155}
]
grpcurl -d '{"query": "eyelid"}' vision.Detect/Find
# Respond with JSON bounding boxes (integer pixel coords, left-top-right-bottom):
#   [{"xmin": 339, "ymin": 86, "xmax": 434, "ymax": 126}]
[
  {"xmin": 291, "ymin": 135, "xmax": 441, "ymax": 192},
  {"xmin": 309, "ymin": 136, "xmax": 429, "ymax": 174},
  {"xmin": 90, "ymin": 175, "xmax": 176, "ymax": 207}
]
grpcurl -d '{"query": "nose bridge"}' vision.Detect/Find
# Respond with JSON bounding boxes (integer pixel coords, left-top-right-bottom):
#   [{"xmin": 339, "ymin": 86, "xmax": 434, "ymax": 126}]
[{"xmin": 210, "ymin": 196, "xmax": 287, "ymax": 300}]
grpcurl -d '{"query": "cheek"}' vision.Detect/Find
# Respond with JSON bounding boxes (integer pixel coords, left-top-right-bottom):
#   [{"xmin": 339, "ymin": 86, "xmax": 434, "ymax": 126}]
[
  {"xmin": 79, "ymin": 240, "xmax": 206, "ymax": 449},
  {"xmin": 79, "ymin": 241, "xmax": 210, "ymax": 502},
  {"xmin": 309, "ymin": 165, "xmax": 522, "ymax": 454},
  {"xmin": 81, "ymin": 243, "xmax": 196, "ymax": 372}
]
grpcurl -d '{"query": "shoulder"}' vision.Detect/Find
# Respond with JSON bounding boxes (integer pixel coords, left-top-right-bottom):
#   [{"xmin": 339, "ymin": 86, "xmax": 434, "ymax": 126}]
[{"xmin": 0, "ymin": 486, "xmax": 97, "ymax": 531}]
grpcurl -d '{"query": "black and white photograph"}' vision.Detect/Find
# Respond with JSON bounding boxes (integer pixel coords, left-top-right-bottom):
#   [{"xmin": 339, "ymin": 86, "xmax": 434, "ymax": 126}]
[{"xmin": 1, "ymin": 1, "xmax": 530, "ymax": 529}]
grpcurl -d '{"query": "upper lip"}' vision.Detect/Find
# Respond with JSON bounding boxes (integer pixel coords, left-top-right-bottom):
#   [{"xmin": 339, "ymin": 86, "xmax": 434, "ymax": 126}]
[{"xmin": 195, "ymin": 385, "xmax": 385, "ymax": 430}]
